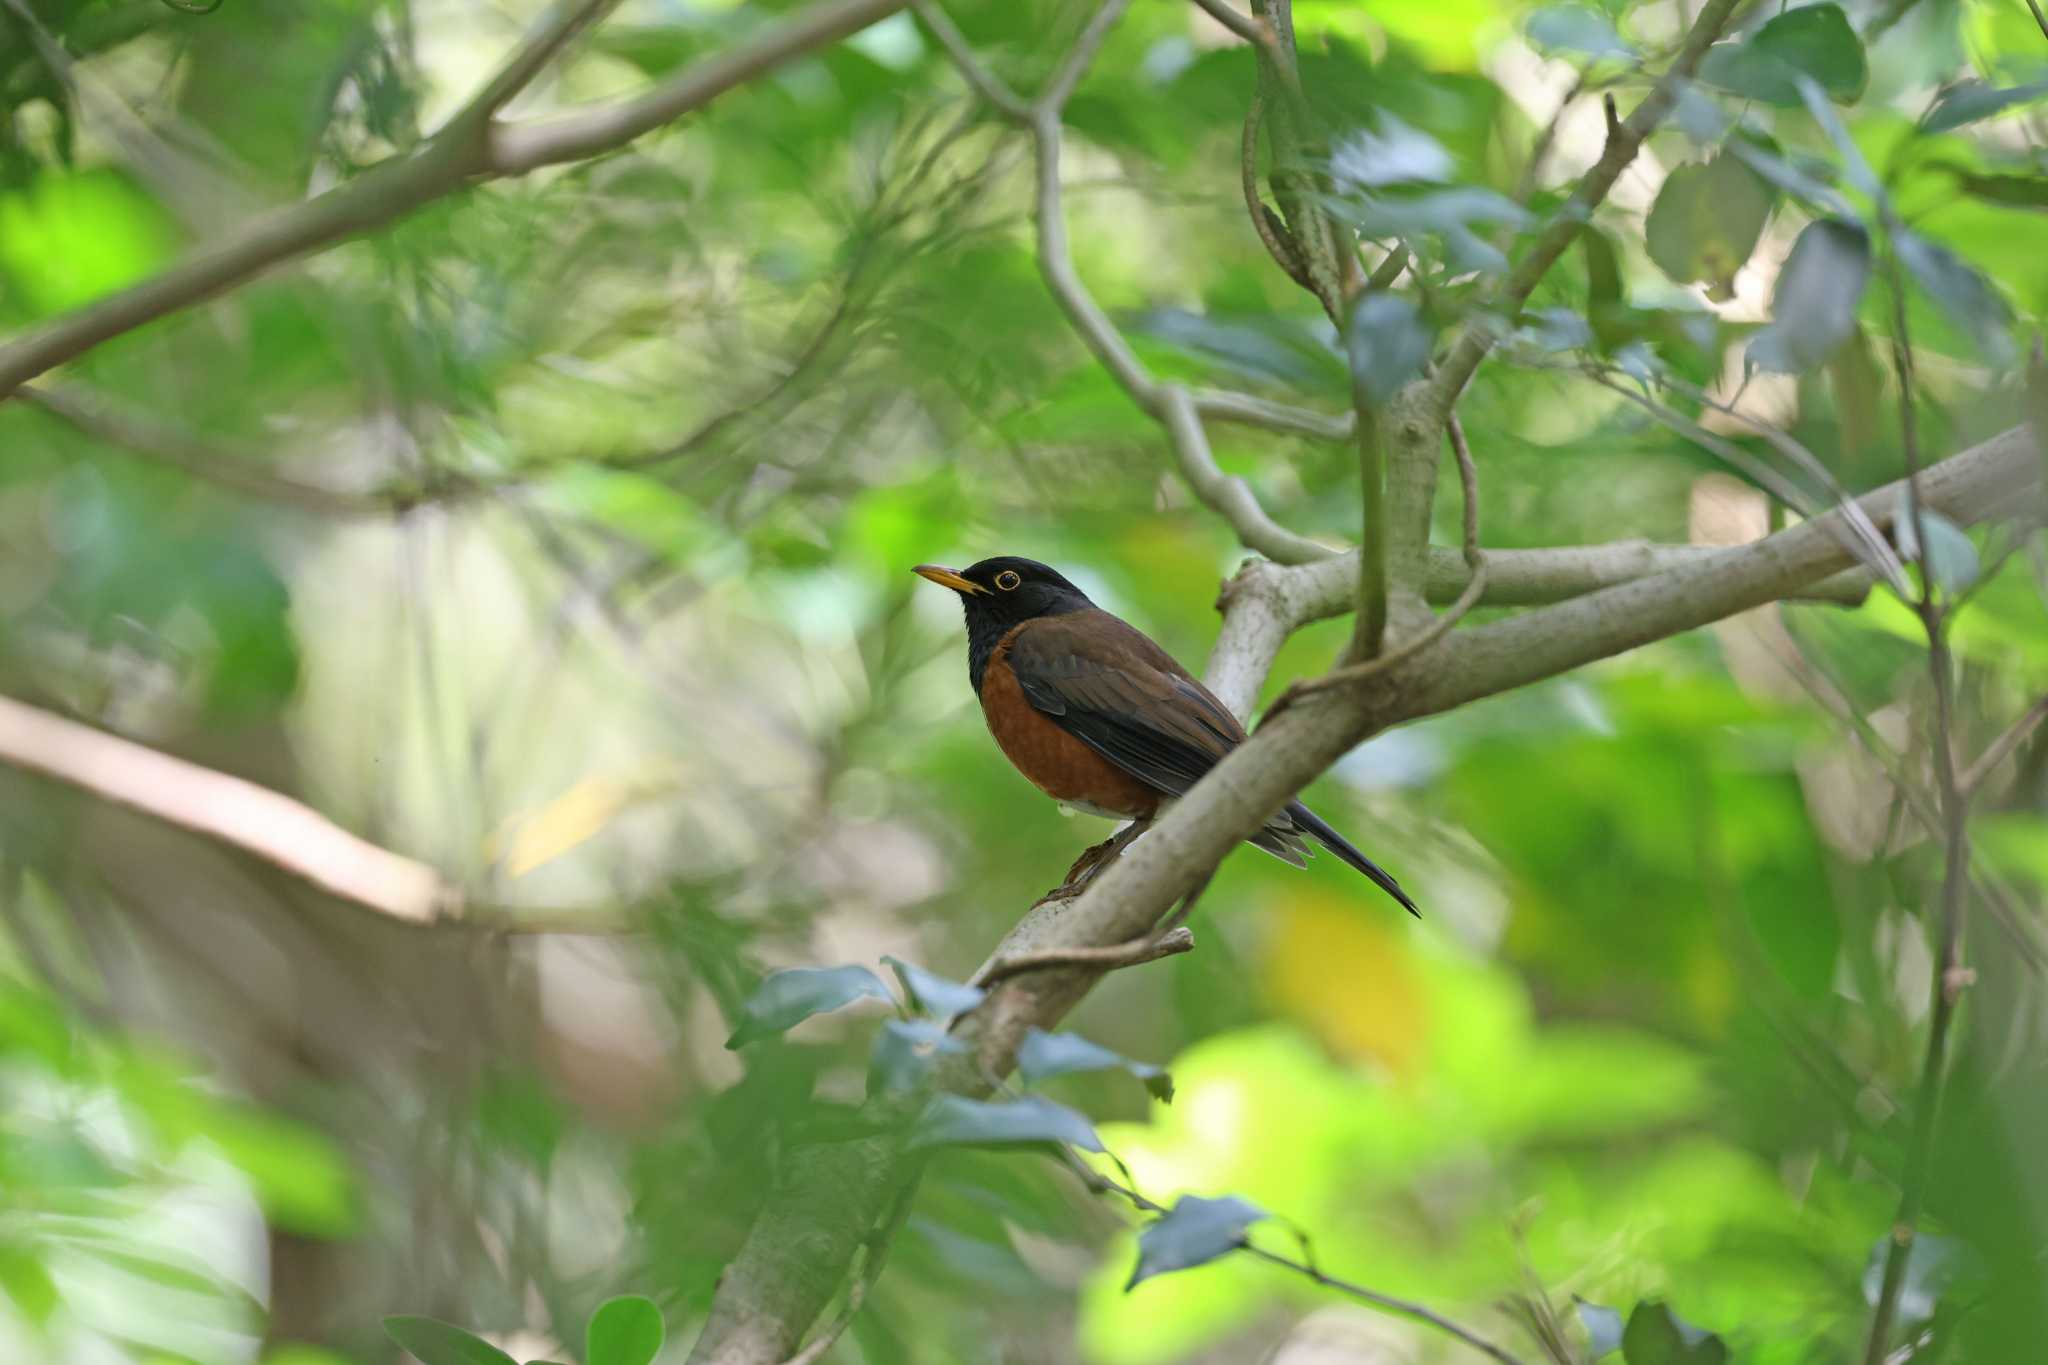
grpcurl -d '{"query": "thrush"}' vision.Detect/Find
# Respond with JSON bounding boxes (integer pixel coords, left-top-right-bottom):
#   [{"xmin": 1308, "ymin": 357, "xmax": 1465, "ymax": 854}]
[{"xmin": 915, "ymin": 556, "xmax": 1417, "ymax": 915}]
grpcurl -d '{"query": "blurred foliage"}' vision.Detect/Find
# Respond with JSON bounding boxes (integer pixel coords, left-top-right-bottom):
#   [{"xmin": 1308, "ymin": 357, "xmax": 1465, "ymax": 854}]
[{"xmin": 1, "ymin": 0, "xmax": 2046, "ymax": 1362}]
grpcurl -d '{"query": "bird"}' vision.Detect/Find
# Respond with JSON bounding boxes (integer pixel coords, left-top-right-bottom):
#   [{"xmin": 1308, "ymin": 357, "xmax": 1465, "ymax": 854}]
[{"xmin": 913, "ymin": 556, "xmax": 1417, "ymax": 915}]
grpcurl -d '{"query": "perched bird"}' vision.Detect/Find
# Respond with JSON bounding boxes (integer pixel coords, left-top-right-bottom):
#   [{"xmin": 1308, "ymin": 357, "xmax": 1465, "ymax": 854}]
[{"xmin": 914, "ymin": 556, "xmax": 1417, "ymax": 915}]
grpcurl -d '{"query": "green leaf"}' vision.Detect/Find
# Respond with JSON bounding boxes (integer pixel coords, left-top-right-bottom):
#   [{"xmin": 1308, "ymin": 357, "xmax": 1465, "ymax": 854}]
[
  {"xmin": 723, "ymin": 965, "xmax": 895, "ymax": 1049},
  {"xmin": 882, "ymin": 957, "xmax": 986, "ymax": 1018},
  {"xmin": 1577, "ymin": 1299, "xmax": 1626, "ymax": 1358},
  {"xmin": 1345, "ymin": 293, "xmax": 1432, "ymax": 405},
  {"xmin": 382, "ymin": 1317, "xmax": 518, "ymax": 1365},
  {"xmin": 1727, "ymin": 136, "xmax": 1853, "ymax": 216},
  {"xmin": 1527, "ymin": 6, "xmax": 1634, "ymax": 59},
  {"xmin": 1520, "ymin": 307, "xmax": 1595, "ymax": 352},
  {"xmin": 1698, "ymin": 4, "xmax": 1866, "ymax": 106},
  {"xmin": 1894, "ymin": 229, "xmax": 2013, "ymax": 365},
  {"xmin": 1620, "ymin": 1301, "xmax": 1727, "ymax": 1365},
  {"xmin": 1017, "ymin": 1029, "xmax": 1173, "ymax": 1102},
  {"xmin": 1328, "ymin": 115, "xmax": 1453, "ymax": 189},
  {"xmin": 1644, "ymin": 155, "xmax": 1774, "ymax": 299},
  {"xmin": 1920, "ymin": 80, "xmax": 2048, "ymax": 134},
  {"xmin": 911, "ymin": 1094, "xmax": 1104, "ymax": 1152},
  {"xmin": 1123, "ymin": 310, "xmax": 1344, "ymax": 392},
  {"xmin": 585, "ymin": 1295, "xmax": 664, "ymax": 1365},
  {"xmin": 1893, "ymin": 509, "xmax": 1980, "ymax": 593},
  {"xmin": 1944, "ymin": 170, "xmax": 2048, "ymax": 210},
  {"xmin": 1748, "ymin": 219, "xmax": 1870, "ymax": 374},
  {"xmin": 868, "ymin": 1018, "xmax": 964, "ymax": 1095},
  {"xmin": 1127, "ymin": 1194, "xmax": 1267, "ymax": 1289}
]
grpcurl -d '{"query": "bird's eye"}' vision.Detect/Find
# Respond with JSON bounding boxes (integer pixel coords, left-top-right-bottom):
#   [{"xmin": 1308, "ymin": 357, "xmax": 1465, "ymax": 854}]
[{"xmin": 995, "ymin": 570, "xmax": 1022, "ymax": 591}]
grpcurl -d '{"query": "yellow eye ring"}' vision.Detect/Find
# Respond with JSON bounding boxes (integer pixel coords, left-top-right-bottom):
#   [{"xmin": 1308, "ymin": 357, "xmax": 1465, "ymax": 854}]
[{"xmin": 995, "ymin": 570, "xmax": 1022, "ymax": 591}]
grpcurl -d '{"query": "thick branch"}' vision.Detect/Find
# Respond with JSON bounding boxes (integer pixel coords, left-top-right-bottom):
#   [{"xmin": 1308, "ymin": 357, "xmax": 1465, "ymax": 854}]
[
  {"xmin": 0, "ymin": 0, "xmax": 908, "ymax": 400},
  {"xmin": 0, "ymin": 693, "xmax": 452, "ymax": 922}
]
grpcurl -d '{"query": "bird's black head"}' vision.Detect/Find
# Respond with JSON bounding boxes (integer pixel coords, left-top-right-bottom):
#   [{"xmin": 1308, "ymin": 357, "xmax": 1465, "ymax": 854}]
[{"xmin": 913, "ymin": 557, "xmax": 1095, "ymax": 693}]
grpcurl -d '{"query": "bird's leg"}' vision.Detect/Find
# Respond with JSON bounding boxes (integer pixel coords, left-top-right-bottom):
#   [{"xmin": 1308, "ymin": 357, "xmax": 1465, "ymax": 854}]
[{"xmin": 1050, "ymin": 819, "xmax": 1151, "ymax": 899}]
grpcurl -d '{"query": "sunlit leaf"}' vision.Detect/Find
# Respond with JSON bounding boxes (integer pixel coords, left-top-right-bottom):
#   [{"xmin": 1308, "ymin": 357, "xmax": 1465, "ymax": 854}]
[
  {"xmin": 882, "ymin": 957, "xmax": 986, "ymax": 1018},
  {"xmin": 1645, "ymin": 156, "xmax": 1774, "ymax": 299},
  {"xmin": 585, "ymin": 1295, "xmax": 664, "ymax": 1365},
  {"xmin": 1620, "ymin": 1300, "xmax": 1727, "ymax": 1364},
  {"xmin": 724, "ymin": 965, "xmax": 895, "ymax": 1049},
  {"xmin": 911, "ymin": 1094, "xmax": 1104, "ymax": 1152},
  {"xmin": 1127, "ymin": 1194, "xmax": 1267, "ymax": 1289},
  {"xmin": 383, "ymin": 1317, "xmax": 518, "ymax": 1365},
  {"xmin": 1748, "ymin": 219, "xmax": 1870, "ymax": 373},
  {"xmin": 1017, "ymin": 1029, "xmax": 1172, "ymax": 1102}
]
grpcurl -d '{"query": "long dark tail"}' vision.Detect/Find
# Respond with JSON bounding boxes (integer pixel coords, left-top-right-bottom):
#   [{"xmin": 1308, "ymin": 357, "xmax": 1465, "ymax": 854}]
[{"xmin": 1282, "ymin": 800, "xmax": 1420, "ymax": 917}]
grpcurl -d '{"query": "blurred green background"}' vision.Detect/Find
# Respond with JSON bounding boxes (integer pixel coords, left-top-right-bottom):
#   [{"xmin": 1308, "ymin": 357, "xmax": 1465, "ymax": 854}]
[{"xmin": 1, "ymin": 0, "xmax": 2045, "ymax": 1361}]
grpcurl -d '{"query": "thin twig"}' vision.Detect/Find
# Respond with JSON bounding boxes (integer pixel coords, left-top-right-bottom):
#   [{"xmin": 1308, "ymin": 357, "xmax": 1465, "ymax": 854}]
[
  {"xmin": 0, "ymin": 0, "xmax": 912, "ymax": 399},
  {"xmin": 2029, "ymin": 0, "xmax": 2048, "ymax": 43},
  {"xmin": 1649, "ymin": 368, "xmax": 1911, "ymax": 592},
  {"xmin": 1188, "ymin": 0, "xmax": 1264, "ymax": 45},
  {"xmin": 1057, "ymin": 1149, "xmax": 1528, "ymax": 1365},
  {"xmin": 455, "ymin": 0, "xmax": 624, "ymax": 125},
  {"xmin": 1431, "ymin": 0, "xmax": 1742, "ymax": 407},
  {"xmin": 974, "ymin": 926, "xmax": 1194, "ymax": 988},
  {"xmin": 1281, "ymin": 412, "xmax": 1488, "ymax": 710},
  {"xmin": 1159, "ymin": 386, "xmax": 1336, "ymax": 564},
  {"xmin": 1961, "ymin": 694, "xmax": 2048, "ymax": 797},
  {"xmin": 1862, "ymin": 254, "xmax": 1975, "ymax": 1365}
]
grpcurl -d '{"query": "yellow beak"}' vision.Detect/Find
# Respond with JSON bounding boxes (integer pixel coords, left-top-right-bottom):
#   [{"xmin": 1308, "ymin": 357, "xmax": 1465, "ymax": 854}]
[{"xmin": 913, "ymin": 564, "xmax": 987, "ymax": 595}]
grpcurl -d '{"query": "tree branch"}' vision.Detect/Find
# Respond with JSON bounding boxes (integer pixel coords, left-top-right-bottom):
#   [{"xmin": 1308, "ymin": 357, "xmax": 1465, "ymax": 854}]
[
  {"xmin": 1430, "ymin": 0, "xmax": 1743, "ymax": 407},
  {"xmin": 0, "ymin": 0, "xmax": 910, "ymax": 400},
  {"xmin": 686, "ymin": 424, "xmax": 2037, "ymax": 1363}
]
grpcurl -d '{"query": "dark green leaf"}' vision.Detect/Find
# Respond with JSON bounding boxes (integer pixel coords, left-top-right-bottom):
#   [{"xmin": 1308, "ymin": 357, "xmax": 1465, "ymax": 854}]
[
  {"xmin": 724, "ymin": 965, "xmax": 894, "ymax": 1049},
  {"xmin": 1894, "ymin": 510, "xmax": 1980, "ymax": 593},
  {"xmin": 1748, "ymin": 219, "xmax": 1870, "ymax": 374},
  {"xmin": 585, "ymin": 1295, "xmax": 664, "ymax": 1365},
  {"xmin": 1621, "ymin": 1301, "xmax": 1727, "ymax": 1365},
  {"xmin": 1127, "ymin": 1194, "xmax": 1267, "ymax": 1289},
  {"xmin": 1578, "ymin": 1299, "xmax": 1625, "ymax": 1358},
  {"xmin": 1125, "ymin": 309, "xmax": 1345, "ymax": 391},
  {"xmin": 882, "ymin": 957, "xmax": 986, "ymax": 1017},
  {"xmin": 1644, "ymin": 156, "xmax": 1774, "ymax": 299},
  {"xmin": 1016, "ymin": 1029, "xmax": 1172, "ymax": 1102},
  {"xmin": 1698, "ymin": 4, "xmax": 1866, "ymax": 106},
  {"xmin": 910, "ymin": 1094, "xmax": 1104, "ymax": 1152},
  {"xmin": 1895, "ymin": 229, "xmax": 2013, "ymax": 365},
  {"xmin": 1920, "ymin": 80, "xmax": 2048, "ymax": 134},
  {"xmin": 1328, "ymin": 116, "xmax": 1453, "ymax": 189},
  {"xmin": 382, "ymin": 1317, "xmax": 518, "ymax": 1365},
  {"xmin": 1346, "ymin": 293, "xmax": 1432, "ymax": 405},
  {"xmin": 868, "ymin": 1018, "xmax": 964, "ymax": 1095},
  {"xmin": 1945, "ymin": 170, "xmax": 2048, "ymax": 210},
  {"xmin": 1527, "ymin": 6, "xmax": 1634, "ymax": 59},
  {"xmin": 1727, "ymin": 137, "xmax": 1853, "ymax": 215}
]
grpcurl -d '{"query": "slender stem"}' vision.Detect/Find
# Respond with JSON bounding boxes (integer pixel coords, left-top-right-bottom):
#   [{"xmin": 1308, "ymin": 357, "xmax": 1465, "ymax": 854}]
[
  {"xmin": 1961, "ymin": 694, "xmax": 2048, "ymax": 797},
  {"xmin": 1353, "ymin": 400, "xmax": 1390, "ymax": 658},
  {"xmin": 1059, "ymin": 1149, "xmax": 1528, "ymax": 1365},
  {"xmin": 1862, "ymin": 251, "xmax": 1974, "ymax": 1365}
]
